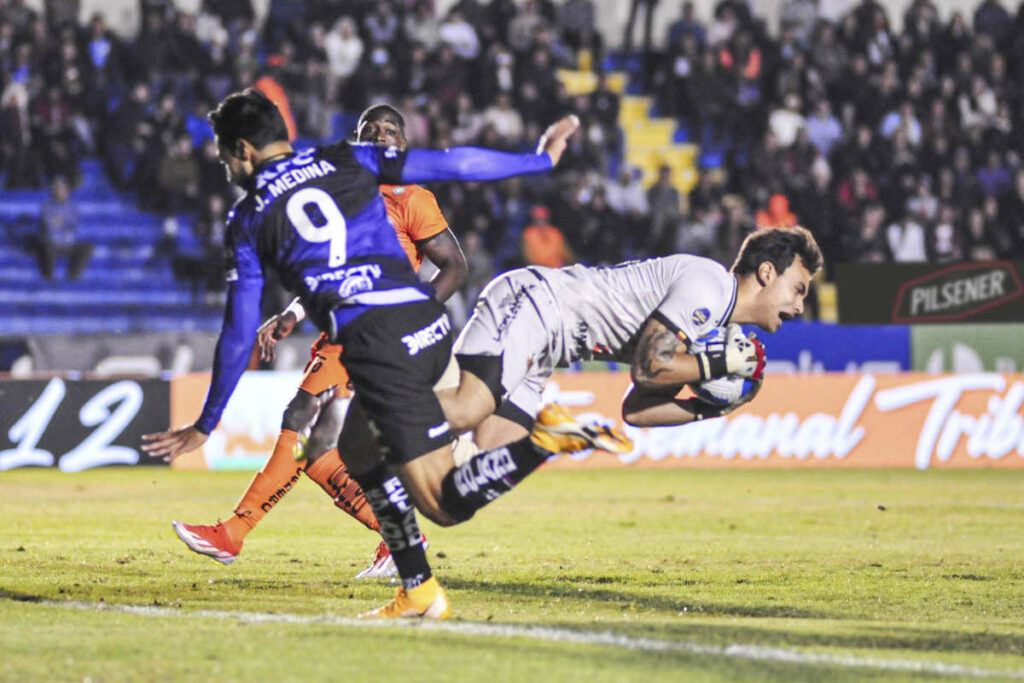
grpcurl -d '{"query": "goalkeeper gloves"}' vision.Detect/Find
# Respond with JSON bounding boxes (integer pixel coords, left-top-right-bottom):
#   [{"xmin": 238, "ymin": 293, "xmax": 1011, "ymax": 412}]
[{"xmin": 694, "ymin": 323, "xmax": 766, "ymax": 381}]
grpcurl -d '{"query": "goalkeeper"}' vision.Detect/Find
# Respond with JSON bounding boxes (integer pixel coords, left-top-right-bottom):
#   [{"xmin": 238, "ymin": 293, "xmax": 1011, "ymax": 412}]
[
  {"xmin": 284, "ymin": 225, "xmax": 821, "ymax": 618},
  {"xmin": 434, "ymin": 225, "xmax": 820, "ymax": 457}
]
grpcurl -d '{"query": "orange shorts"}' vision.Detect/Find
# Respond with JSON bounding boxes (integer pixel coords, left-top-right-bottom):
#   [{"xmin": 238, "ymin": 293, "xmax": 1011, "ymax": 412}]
[{"xmin": 299, "ymin": 334, "xmax": 351, "ymax": 397}]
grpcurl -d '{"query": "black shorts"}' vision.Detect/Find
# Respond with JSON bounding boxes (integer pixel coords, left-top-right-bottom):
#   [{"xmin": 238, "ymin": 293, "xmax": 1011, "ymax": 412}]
[{"xmin": 338, "ymin": 299, "xmax": 453, "ymax": 464}]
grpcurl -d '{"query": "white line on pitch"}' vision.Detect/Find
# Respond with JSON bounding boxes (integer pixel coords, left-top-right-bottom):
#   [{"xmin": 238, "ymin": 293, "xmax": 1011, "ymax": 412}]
[{"xmin": 42, "ymin": 600, "xmax": 1023, "ymax": 680}]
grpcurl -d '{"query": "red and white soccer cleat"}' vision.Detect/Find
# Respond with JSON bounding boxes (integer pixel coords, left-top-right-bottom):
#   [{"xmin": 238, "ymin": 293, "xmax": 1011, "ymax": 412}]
[
  {"xmin": 172, "ymin": 520, "xmax": 242, "ymax": 566},
  {"xmin": 355, "ymin": 535, "xmax": 428, "ymax": 579},
  {"xmin": 355, "ymin": 541, "xmax": 396, "ymax": 579}
]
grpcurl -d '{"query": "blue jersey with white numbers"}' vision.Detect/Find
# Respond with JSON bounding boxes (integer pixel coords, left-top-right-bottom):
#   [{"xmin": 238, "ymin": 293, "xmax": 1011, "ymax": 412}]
[
  {"xmin": 229, "ymin": 142, "xmax": 430, "ymax": 337},
  {"xmin": 196, "ymin": 141, "xmax": 554, "ymax": 433}
]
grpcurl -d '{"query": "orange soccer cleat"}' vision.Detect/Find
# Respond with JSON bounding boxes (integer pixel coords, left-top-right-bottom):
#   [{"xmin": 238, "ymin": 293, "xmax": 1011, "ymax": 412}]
[
  {"xmin": 530, "ymin": 404, "xmax": 634, "ymax": 454},
  {"xmin": 358, "ymin": 576, "xmax": 451, "ymax": 620}
]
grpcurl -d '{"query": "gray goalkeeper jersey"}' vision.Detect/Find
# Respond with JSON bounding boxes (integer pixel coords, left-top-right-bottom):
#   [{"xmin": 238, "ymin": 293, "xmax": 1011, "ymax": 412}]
[
  {"xmin": 454, "ymin": 254, "xmax": 738, "ymax": 418},
  {"xmin": 524, "ymin": 255, "xmax": 737, "ymax": 365}
]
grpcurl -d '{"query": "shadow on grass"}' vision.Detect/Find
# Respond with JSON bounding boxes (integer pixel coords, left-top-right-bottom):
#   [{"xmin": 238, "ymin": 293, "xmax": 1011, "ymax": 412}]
[
  {"xmin": 445, "ymin": 576, "xmax": 829, "ymax": 619},
  {"xmin": 443, "ymin": 578, "xmax": 1024, "ymax": 657},
  {"xmin": 0, "ymin": 587, "xmax": 46, "ymax": 602}
]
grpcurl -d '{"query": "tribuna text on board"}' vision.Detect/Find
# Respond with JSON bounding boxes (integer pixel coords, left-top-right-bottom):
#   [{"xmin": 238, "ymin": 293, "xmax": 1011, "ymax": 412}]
[{"xmin": 564, "ymin": 374, "xmax": 1024, "ymax": 470}]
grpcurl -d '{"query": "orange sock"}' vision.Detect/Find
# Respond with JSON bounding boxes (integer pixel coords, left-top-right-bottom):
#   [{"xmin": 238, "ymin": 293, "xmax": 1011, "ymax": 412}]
[
  {"xmin": 223, "ymin": 429, "xmax": 305, "ymax": 545},
  {"xmin": 304, "ymin": 448, "xmax": 380, "ymax": 533}
]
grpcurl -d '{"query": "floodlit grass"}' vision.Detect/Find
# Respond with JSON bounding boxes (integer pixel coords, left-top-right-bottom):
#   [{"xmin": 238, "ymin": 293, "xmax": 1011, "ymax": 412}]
[{"xmin": 1, "ymin": 467, "xmax": 1022, "ymax": 681}]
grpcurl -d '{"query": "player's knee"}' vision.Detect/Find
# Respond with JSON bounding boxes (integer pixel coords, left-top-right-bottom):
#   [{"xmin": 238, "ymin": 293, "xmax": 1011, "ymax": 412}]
[
  {"xmin": 420, "ymin": 506, "xmax": 461, "ymax": 527},
  {"xmin": 454, "ymin": 354, "xmax": 503, "ymax": 405},
  {"xmin": 281, "ymin": 390, "xmax": 320, "ymax": 432},
  {"xmin": 305, "ymin": 448, "xmax": 326, "ymax": 467},
  {"xmin": 402, "ymin": 469, "xmax": 465, "ymax": 527},
  {"xmin": 303, "ymin": 433, "xmax": 334, "ymax": 463},
  {"xmin": 416, "ymin": 491, "xmax": 466, "ymax": 527},
  {"xmin": 442, "ymin": 366, "xmax": 499, "ymax": 433}
]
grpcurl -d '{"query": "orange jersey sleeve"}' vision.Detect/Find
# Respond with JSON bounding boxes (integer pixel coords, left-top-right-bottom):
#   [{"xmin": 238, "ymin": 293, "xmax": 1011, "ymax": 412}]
[{"xmin": 379, "ymin": 184, "xmax": 449, "ymax": 272}]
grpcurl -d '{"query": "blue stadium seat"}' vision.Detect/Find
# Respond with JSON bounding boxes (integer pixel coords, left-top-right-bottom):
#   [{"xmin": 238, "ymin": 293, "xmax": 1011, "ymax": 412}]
[{"xmin": 0, "ymin": 156, "xmax": 223, "ymax": 335}]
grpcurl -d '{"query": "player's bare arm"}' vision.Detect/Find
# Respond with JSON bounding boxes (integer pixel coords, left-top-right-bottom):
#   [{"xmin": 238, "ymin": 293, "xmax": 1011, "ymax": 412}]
[
  {"xmin": 618, "ymin": 318, "xmax": 703, "ymax": 427},
  {"xmin": 629, "ymin": 316, "xmax": 702, "ymax": 388},
  {"xmin": 418, "ymin": 229, "xmax": 468, "ymax": 303},
  {"xmin": 621, "ymin": 383, "xmax": 699, "ymax": 427},
  {"xmin": 141, "ymin": 424, "xmax": 208, "ymax": 461},
  {"xmin": 256, "ymin": 303, "xmax": 301, "ymax": 362}
]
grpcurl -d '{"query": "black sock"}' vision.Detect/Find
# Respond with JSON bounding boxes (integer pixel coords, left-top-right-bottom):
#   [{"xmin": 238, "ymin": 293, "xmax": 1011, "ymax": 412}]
[
  {"xmin": 439, "ymin": 436, "xmax": 549, "ymax": 522},
  {"xmin": 351, "ymin": 462, "xmax": 431, "ymax": 591}
]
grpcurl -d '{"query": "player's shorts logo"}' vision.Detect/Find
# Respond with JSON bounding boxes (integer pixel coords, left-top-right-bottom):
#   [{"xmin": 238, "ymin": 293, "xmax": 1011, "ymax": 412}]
[
  {"xmin": 402, "ymin": 314, "xmax": 451, "ymax": 355},
  {"xmin": 692, "ymin": 308, "xmax": 711, "ymax": 325}
]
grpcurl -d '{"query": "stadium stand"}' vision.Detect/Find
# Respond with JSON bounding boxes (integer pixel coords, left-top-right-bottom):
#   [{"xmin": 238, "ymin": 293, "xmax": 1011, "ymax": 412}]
[{"xmin": 2, "ymin": 0, "xmax": 1024, "ymax": 337}]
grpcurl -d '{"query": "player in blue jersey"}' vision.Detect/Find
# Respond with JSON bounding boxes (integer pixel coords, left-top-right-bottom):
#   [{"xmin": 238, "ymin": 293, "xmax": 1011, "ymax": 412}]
[{"xmin": 143, "ymin": 88, "xmax": 587, "ymax": 619}]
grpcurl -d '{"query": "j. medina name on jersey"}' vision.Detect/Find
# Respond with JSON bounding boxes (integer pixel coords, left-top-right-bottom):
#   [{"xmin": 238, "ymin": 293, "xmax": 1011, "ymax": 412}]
[{"xmin": 252, "ymin": 148, "xmax": 337, "ymax": 211}]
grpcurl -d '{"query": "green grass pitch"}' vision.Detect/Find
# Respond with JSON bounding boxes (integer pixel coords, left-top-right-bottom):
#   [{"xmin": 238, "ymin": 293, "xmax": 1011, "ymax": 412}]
[{"xmin": 2, "ymin": 466, "xmax": 1023, "ymax": 682}]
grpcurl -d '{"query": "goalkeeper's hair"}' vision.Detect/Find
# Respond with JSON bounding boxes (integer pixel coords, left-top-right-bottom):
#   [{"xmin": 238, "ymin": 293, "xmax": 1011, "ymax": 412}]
[{"xmin": 731, "ymin": 226, "xmax": 822, "ymax": 277}]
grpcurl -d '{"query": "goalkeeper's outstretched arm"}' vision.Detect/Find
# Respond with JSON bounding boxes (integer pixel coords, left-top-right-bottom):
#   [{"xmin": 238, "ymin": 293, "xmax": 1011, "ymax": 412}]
[
  {"xmin": 623, "ymin": 316, "xmax": 703, "ymax": 427},
  {"xmin": 622, "ymin": 318, "xmax": 765, "ymax": 427},
  {"xmin": 628, "ymin": 316, "xmax": 702, "ymax": 388},
  {"xmin": 621, "ymin": 383, "xmax": 701, "ymax": 427}
]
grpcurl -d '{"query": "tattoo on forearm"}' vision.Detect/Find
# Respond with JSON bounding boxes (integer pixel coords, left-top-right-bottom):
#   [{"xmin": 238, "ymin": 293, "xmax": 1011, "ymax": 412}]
[{"xmin": 635, "ymin": 327, "xmax": 683, "ymax": 382}]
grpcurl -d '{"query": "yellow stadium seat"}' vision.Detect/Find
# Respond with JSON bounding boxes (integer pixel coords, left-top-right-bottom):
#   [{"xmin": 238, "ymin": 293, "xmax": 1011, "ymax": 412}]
[
  {"xmin": 817, "ymin": 281, "xmax": 838, "ymax": 322},
  {"xmin": 618, "ymin": 96, "xmax": 651, "ymax": 125},
  {"xmin": 555, "ymin": 70, "xmax": 628, "ymax": 96},
  {"xmin": 659, "ymin": 144, "xmax": 698, "ymax": 167}
]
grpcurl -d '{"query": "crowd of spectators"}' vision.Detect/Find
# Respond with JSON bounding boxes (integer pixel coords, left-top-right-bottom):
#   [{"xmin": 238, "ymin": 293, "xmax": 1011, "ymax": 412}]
[
  {"xmin": 2, "ymin": 0, "xmax": 1024, "ymax": 318},
  {"xmin": 656, "ymin": 0, "xmax": 1024, "ymax": 275}
]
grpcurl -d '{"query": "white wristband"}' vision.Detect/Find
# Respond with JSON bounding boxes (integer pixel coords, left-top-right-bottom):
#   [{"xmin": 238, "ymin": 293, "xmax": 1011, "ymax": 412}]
[{"xmin": 283, "ymin": 297, "xmax": 307, "ymax": 323}]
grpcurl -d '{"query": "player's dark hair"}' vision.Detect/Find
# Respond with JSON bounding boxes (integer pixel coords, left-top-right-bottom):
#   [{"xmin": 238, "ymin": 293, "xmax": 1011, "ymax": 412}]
[
  {"xmin": 355, "ymin": 103, "xmax": 406, "ymax": 138},
  {"xmin": 207, "ymin": 88, "xmax": 289, "ymax": 152},
  {"xmin": 731, "ymin": 226, "xmax": 823, "ymax": 277}
]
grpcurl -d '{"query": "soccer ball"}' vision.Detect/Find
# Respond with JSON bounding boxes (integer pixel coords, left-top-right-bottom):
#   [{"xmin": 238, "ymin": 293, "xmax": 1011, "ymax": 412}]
[
  {"xmin": 690, "ymin": 375, "xmax": 758, "ymax": 406},
  {"xmin": 687, "ymin": 325, "xmax": 760, "ymax": 406}
]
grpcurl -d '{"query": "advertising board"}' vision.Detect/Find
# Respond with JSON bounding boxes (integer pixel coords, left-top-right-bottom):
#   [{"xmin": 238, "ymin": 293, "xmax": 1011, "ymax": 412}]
[
  {"xmin": 836, "ymin": 261, "xmax": 1024, "ymax": 324},
  {"xmin": 756, "ymin": 321, "xmax": 909, "ymax": 373},
  {"xmin": 169, "ymin": 371, "xmax": 1024, "ymax": 471},
  {"xmin": 541, "ymin": 372, "xmax": 1024, "ymax": 470},
  {"xmin": 911, "ymin": 324, "xmax": 1024, "ymax": 373},
  {"xmin": 170, "ymin": 371, "xmax": 314, "ymax": 470},
  {"xmin": 0, "ymin": 378, "xmax": 170, "ymax": 471}
]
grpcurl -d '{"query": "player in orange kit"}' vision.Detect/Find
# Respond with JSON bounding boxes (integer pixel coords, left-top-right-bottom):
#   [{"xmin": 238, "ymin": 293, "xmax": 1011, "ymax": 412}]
[{"xmin": 171, "ymin": 104, "xmax": 468, "ymax": 577}]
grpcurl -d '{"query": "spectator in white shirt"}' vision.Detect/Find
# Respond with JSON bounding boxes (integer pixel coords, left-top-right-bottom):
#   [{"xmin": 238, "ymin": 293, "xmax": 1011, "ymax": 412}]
[
  {"xmin": 880, "ymin": 101, "xmax": 922, "ymax": 146},
  {"xmin": 404, "ymin": 0, "xmax": 441, "ymax": 51},
  {"xmin": 886, "ymin": 213, "xmax": 928, "ymax": 262},
  {"xmin": 604, "ymin": 165, "xmax": 649, "ymax": 216},
  {"xmin": 325, "ymin": 16, "xmax": 363, "ymax": 81},
  {"xmin": 768, "ymin": 93, "xmax": 807, "ymax": 147},
  {"xmin": 439, "ymin": 10, "xmax": 480, "ymax": 60},
  {"xmin": 482, "ymin": 93, "xmax": 524, "ymax": 145}
]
